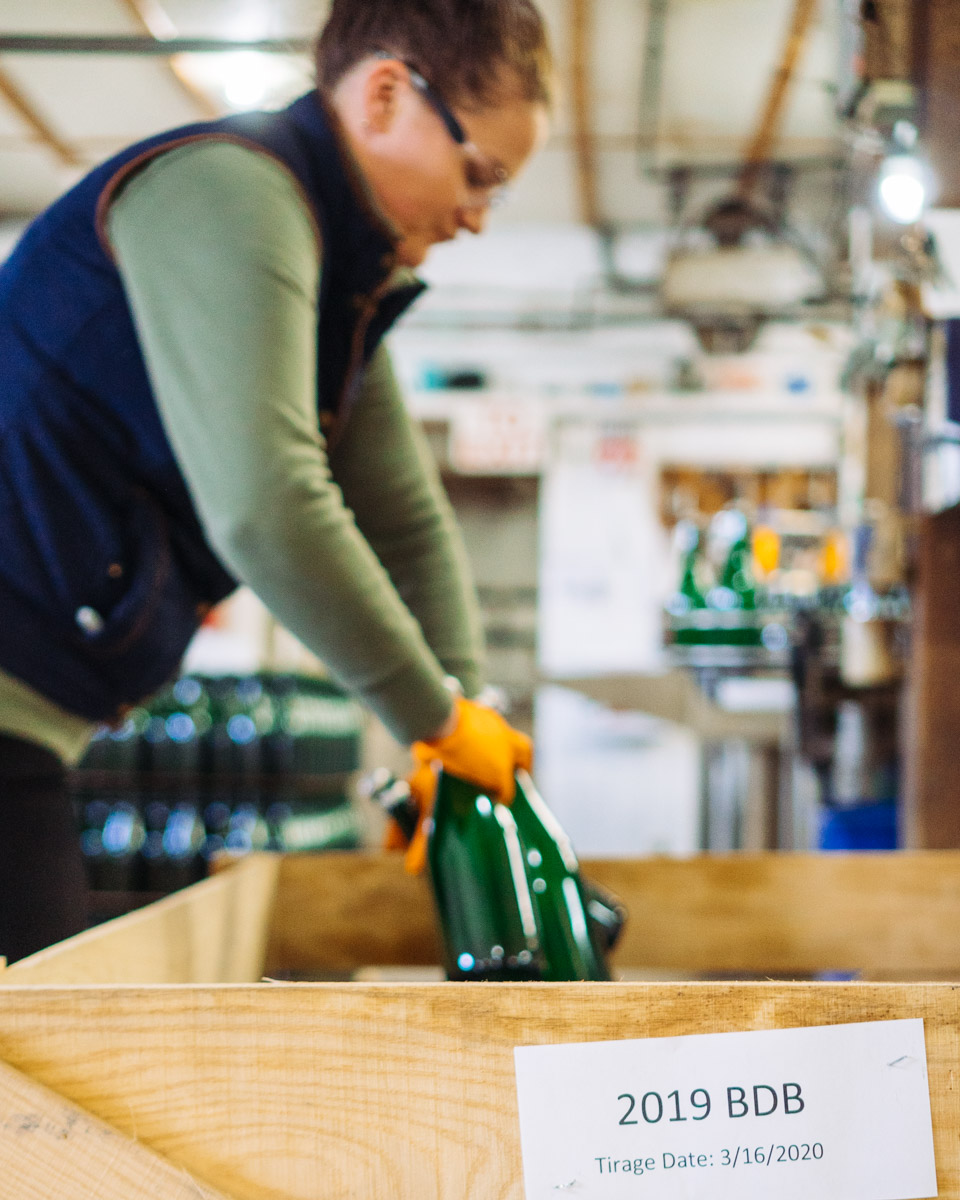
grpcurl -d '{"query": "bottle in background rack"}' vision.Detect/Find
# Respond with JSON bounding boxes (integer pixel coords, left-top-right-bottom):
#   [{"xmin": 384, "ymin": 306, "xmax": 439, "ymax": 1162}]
[
  {"xmin": 157, "ymin": 803, "xmax": 207, "ymax": 892},
  {"xmin": 708, "ymin": 509, "xmax": 757, "ymax": 613},
  {"xmin": 90, "ymin": 796, "xmax": 146, "ymax": 892},
  {"xmin": 668, "ymin": 520, "xmax": 708, "ymax": 616},
  {"xmin": 204, "ymin": 675, "xmax": 266, "ymax": 798}
]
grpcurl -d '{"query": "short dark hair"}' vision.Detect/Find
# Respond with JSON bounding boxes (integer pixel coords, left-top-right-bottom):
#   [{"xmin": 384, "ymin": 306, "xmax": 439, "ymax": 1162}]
[{"xmin": 315, "ymin": 0, "xmax": 554, "ymax": 110}]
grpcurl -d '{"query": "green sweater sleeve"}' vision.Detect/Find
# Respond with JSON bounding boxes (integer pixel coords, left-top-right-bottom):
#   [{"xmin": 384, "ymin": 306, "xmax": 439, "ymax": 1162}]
[
  {"xmin": 331, "ymin": 345, "xmax": 485, "ymax": 698},
  {"xmin": 106, "ymin": 140, "xmax": 474, "ymax": 744}
]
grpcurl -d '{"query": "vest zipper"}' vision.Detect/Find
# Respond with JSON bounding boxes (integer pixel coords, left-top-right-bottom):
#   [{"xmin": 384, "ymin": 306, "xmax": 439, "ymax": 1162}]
[{"xmin": 330, "ymin": 267, "xmax": 397, "ymax": 444}]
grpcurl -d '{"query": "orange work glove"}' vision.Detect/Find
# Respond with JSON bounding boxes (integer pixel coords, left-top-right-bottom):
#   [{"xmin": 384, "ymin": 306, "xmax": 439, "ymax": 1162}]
[
  {"xmin": 418, "ymin": 695, "xmax": 533, "ymax": 804},
  {"xmin": 400, "ymin": 754, "xmax": 440, "ymax": 875},
  {"xmin": 392, "ymin": 698, "xmax": 534, "ymax": 874}
]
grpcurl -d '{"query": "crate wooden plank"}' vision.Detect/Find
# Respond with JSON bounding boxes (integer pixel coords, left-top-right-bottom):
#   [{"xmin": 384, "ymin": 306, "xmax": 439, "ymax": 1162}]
[
  {"xmin": 594, "ymin": 853, "xmax": 960, "ymax": 973},
  {"xmin": 264, "ymin": 851, "xmax": 439, "ymax": 974},
  {"xmin": 0, "ymin": 983, "xmax": 955, "ymax": 1199},
  {"xmin": 7, "ymin": 854, "xmax": 279, "ymax": 985},
  {"xmin": 11, "ymin": 851, "xmax": 960, "ymax": 985},
  {"xmin": 0, "ymin": 1054, "xmax": 233, "ymax": 1199},
  {"xmin": 263, "ymin": 851, "xmax": 960, "ymax": 976}
]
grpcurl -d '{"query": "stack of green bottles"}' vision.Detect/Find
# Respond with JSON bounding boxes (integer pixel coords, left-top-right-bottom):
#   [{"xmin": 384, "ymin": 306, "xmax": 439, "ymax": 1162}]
[
  {"xmin": 374, "ymin": 769, "xmax": 626, "ymax": 982},
  {"xmin": 72, "ymin": 672, "xmax": 364, "ymax": 893}
]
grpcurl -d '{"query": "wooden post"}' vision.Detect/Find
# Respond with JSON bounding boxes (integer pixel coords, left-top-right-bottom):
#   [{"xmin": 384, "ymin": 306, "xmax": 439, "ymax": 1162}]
[
  {"xmin": 918, "ymin": 0, "xmax": 960, "ymax": 206},
  {"xmin": 569, "ymin": 0, "xmax": 601, "ymax": 228},
  {"xmin": 904, "ymin": 504, "xmax": 960, "ymax": 845},
  {"xmin": 0, "ymin": 66, "xmax": 81, "ymax": 167},
  {"xmin": 862, "ymin": 0, "xmax": 922, "ymax": 81}
]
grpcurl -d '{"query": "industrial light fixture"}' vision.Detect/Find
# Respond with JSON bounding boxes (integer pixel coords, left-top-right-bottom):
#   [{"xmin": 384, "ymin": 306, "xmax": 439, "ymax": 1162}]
[
  {"xmin": 220, "ymin": 50, "xmax": 304, "ymax": 109},
  {"xmin": 878, "ymin": 154, "xmax": 931, "ymax": 226},
  {"xmin": 220, "ymin": 51, "xmax": 276, "ymax": 108},
  {"xmin": 174, "ymin": 50, "xmax": 311, "ymax": 112},
  {"xmin": 876, "ymin": 121, "xmax": 934, "ymax": 226},
  {"xmin": 660, "ymin": 196, "xmax": 825, "ymax": 353}
]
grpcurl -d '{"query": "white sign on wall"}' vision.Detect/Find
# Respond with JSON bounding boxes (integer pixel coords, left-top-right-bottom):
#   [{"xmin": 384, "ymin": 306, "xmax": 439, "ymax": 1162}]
[
  {"xmin": 538, "ymin": 422, "xmax": 666, "ymax": 676},
  {"xmin": 449, "ymin": 400, "xmax": 548, "ymax": 475}
]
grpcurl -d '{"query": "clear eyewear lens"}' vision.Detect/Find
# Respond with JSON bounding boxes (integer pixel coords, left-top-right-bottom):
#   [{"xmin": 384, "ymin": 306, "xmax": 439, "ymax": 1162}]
[
  {"xmin": 461, "ymin": 188, "xmax": 510, "ymax": 210},
  {"xmin": 463, "ymin": 145, "xmax": 511, "ymax": 207},
  {"xmin": 386, "ymin": 56, "xmax": 511, "ymax": 210}
]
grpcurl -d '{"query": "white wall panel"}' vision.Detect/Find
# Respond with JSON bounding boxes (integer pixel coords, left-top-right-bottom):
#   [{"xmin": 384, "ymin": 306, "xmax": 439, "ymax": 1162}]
[
  {"xmin": 0, "ymin": 148, "xmax": 80, "ymax": 212},
  {"xmin": 160, "ymin": 0, "xmax": 328, "ymax": 39},
  {"xmin": 0, "ymin": 0, "xmax": 140, "ymax": 34}
]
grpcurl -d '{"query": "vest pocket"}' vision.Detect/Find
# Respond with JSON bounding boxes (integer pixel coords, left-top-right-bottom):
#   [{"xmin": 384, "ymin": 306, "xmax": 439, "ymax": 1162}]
[{"xmin": 70, "ymin": 492, "xmax": 203, "ymax": 701}]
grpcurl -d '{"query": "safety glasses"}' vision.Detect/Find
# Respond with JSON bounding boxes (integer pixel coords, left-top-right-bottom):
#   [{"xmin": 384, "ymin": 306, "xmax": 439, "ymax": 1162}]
[{"xmin": 375, "ymin": 52, "xmax": 510, "ymax": 206}]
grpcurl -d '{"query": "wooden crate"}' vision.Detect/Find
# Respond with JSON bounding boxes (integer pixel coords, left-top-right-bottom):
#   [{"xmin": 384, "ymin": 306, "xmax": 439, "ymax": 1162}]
[{"xmin": 1, "ymin": 851, "xmax": 960, "ymax": 1198}]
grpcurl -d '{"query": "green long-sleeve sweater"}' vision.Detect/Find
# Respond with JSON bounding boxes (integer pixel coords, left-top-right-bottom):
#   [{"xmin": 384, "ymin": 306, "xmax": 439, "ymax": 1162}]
[{"xmin": 0, "ymin": 140, "xmax": 483, "ymax": 763}]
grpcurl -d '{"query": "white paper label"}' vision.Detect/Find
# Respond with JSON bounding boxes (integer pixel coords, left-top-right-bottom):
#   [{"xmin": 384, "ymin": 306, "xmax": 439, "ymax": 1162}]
[{"xmin": 514, "ymin": 1019, "xmax": 936, "ymax": 1200}]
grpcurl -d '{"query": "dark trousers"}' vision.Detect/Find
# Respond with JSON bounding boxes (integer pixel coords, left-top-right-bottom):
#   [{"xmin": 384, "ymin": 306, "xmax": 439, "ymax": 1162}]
[{"xmin": 0, "ymin": 735, "xmax": 89, "ymax": 962}]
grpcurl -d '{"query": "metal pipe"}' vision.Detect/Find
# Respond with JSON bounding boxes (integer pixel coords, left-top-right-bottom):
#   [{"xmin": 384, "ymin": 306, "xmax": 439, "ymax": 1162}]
[
  {"xmin": 0, "ymin": 35, "xmax": 312, "ymax": 55},
  {"xmin": 637, "ymin": 0, "xmax": 670, "ymax": 160},
  {"xmin": 569, "ymin": 0, "xmax": 602, "ymax": 229}
]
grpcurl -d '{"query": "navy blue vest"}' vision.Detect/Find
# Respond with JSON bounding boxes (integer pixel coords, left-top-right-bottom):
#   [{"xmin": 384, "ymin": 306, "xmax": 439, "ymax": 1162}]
[{"xmin": 0, "ymin": 92, "xmax": 425, "ymax": 721}]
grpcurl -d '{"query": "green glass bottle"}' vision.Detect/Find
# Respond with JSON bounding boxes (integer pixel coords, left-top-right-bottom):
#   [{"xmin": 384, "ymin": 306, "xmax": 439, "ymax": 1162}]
[
  {"xmin": 508, "ymin": 770, "xmax": 612, "ymax": 981},
  {"xmin": 368, "ymin": 766, "xmax": 626, "ymax": 982},
  {"xmin": 720, "ymin": 528, "xmax": 757, "ymax": 612},
  {"xmin": 427, "ymin": 771, "xmax": 544, "ymax": 981},
  {"xmin": 669, "ymin": 521, "xmax": 714, "ymax": 647},
  {"xmin": 670, "ymin": 520, "xmax": 708, "ymax": 616},
  {"xmin": 582, "ymin": 878, "xmax": 628, "ymax": 953},
  {"xmin": 703, "ymin": 511, "xmax": 761, "ymax": 647},
  {"xmin": 365, "ymin": 770, "xmax": 421, "ymax": 842}
]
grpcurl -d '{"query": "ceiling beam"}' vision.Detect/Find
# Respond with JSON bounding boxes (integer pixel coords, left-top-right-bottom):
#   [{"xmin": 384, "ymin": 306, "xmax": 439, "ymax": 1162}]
[
  {"xmin": 570, "ymin": 0, "xmax": 602, "ymax": 229},
  {"xmin": 738, "ymin": 0, "xmax": 820, "ymax": 200},
  {"xmin": 0, "ymin": 64, "xmax": 81, "ymax": 167},
  {"xmin": 114, "ymin": 0, "xmax": 221, "ymax": 118},
  {"xmin": 116, "ymin": 0, "xmax": 178, "ymax": 42}
]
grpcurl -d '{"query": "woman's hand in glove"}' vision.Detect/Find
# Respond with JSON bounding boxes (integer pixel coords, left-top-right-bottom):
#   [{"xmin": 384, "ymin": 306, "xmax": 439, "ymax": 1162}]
[
  {"xmin": 417, "ymin": 695, "xmax": 532, "ymax": 805},
  {"xmin": 388, "ymin": 697, "xmax": 534, "ymax": 874}
]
